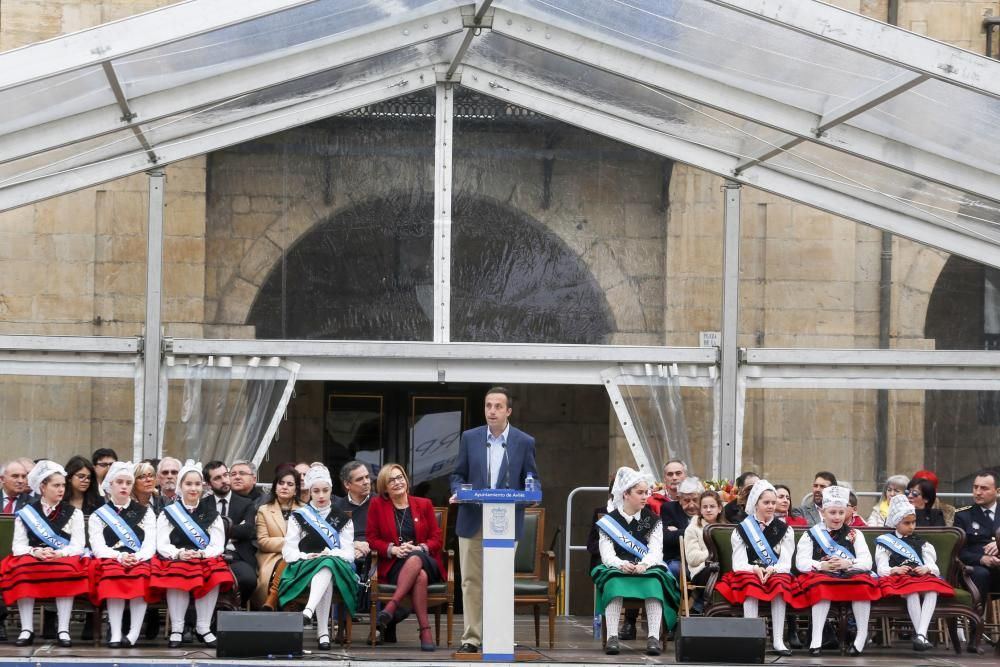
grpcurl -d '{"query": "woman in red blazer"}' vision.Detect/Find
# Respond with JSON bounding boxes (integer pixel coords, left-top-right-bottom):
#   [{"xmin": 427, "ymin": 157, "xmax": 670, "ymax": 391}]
[{"xmin": 367, "ymin": 463, "xmax": 443, "ymax": 651}]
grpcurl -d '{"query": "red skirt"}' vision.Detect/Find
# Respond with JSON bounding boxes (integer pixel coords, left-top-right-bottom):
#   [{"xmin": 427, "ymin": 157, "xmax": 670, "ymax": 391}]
[
  {"xmin": 716, "ymin": 571, "xmax": 805, "ymax": 607},
  {"xmin": 89, "ymin": 558, "xmax": 161, "ymax": 604},
  {"xmin": 150, "ymin": 555, "xmax": 234, "ymax": 599},
  {"xmin": 0, "ymin": 554, "xmax": 89, "ymax": 604},
  {"xmin": 879, "ymin": 573, "xmax": 954, "ymax": 598},
  {"xmin": 794, "ymin": 571, "xmax": 881, "ymax": 605}
]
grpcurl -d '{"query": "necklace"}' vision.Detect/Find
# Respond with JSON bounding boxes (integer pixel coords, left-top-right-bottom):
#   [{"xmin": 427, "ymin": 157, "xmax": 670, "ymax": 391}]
[{"xmin": 394, "ymin": 505, "xmax": 409, "ymax": 544}]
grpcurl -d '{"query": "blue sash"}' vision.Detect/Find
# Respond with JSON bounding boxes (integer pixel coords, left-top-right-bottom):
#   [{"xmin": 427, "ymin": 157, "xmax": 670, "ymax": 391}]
[
  {"xmin": 164, "ymin": 503, "xmax": 209, "ymax": 550},
  {"xmin": 294, "ymin": 505, "xmax": 340, "ymax": 551},
  {"xmin": 596, "ymin": 514, "xmax": 666, "ymax": 568},
  {"xmin": 875, "ymin": 533, "xmax": 923, "ymax": 565},
  {"xmin": 17, "ymin": 505, "xmax": 70, "ymax": 549},
  {"xmin": 95, "ymin": 504, "xmax": 143, "ymax": 553},
  {"xmin": 808, "ymin": 524, "xmax": 853, "ymax": 560},
  {"xmin": 739, "ymin": 517, "xmax": 778, "ymax": 567}
]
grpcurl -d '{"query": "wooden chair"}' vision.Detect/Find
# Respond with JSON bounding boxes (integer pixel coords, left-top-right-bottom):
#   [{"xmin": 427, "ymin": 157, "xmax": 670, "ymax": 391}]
[
  {"xmin": 678, "ymin": 536, "xmax": 706, "ymax": 617},
  {"xmin": 513, "ymin": 507, "xmax": 557, "ymax": 647},
  {"xmin": 368, "ymin": 506, "xmax": 455, "ymax": 647}
]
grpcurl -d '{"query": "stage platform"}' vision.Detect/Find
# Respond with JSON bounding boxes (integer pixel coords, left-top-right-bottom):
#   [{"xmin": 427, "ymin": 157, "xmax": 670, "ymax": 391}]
[{"xmin": 0, "ymin": 615, "xmax": 995, "ymax": 666}]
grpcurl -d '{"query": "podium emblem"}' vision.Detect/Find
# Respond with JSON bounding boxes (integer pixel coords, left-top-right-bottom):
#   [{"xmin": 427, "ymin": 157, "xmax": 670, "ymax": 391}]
[{"xmin": 489, "ymin": 507, "xmax": 510, "ymax": 536}]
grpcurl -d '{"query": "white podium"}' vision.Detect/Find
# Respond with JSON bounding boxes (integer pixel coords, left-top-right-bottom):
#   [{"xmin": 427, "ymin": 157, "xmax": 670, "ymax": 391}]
[{"xmin": 457, "ymin": 488, "xmax": 542, "ymax": 662}]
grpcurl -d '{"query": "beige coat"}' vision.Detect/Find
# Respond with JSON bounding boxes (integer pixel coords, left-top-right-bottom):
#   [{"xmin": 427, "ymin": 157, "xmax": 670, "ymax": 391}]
[
  {"xmin": 253, "ymin": 500, "xmax": 302, "ymax": 607},
  {"xmin": 683, "ymin": 518, "xmax": 711, "ymax": 579}
]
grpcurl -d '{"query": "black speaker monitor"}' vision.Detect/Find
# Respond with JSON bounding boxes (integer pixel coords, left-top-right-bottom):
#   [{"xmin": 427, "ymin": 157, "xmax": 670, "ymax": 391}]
[
  {"xmin": 675, "ymin": 616, "xmax": 766, "ymax": 663},
  {"xmin": 216, "ymin": 611, "xmax": 304, "ymax": 658}
]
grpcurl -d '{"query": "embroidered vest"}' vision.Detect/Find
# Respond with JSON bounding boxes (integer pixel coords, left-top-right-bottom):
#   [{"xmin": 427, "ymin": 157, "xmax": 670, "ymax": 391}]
[
  {"xmin": 167, "ymin": 499, "xmax": 219, "ymax": 549},
  {"xmin": 886, "ymin": 534, "xmax": 926, "ymax": 568},
  {"xmin": 607, "ymin": 507, "xmax": 659, "ymax": 564},
  {"xmin": 809, "ymin": 524, "xmax": 856, "ymax": 560},
  {"xmin": 25, "ymin": 501, "xmax": 74, "ymax": 548},
  {"xmin": 102, "ymin": 502, "xmax": 147, "ymax": 552},
  {"xmin": 736, "ymin": 519, "xmax": 788, "ymax": 565},
  {"xmin": 292, "ymin": 506, "xmax": 349, "ymax": 553}
]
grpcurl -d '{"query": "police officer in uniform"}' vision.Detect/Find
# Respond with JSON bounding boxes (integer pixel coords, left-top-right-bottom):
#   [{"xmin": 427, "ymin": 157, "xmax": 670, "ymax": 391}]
[{"xmin": 953, "ymin": 468, "xmax": 1000, "ymax": 653}]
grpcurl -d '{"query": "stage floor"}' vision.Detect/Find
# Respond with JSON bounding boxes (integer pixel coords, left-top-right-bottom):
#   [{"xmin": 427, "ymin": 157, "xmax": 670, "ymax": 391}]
[{"xmin": 0, "ymin": 615, "xmax": 996, "ymax": 666}]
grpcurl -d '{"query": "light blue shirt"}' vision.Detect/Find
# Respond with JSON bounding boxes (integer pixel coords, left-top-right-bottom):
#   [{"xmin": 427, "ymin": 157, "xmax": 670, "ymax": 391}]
[{"xmin": 487, "ymin": 422, "xmax": 510, "ymax": 488}]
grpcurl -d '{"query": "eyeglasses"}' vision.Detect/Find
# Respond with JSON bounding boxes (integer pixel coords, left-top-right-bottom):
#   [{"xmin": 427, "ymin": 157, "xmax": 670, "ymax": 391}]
[
  {"xmin": 94, "ymin": 461, "xmax": 113, "ymax": 468},
  {"xmin": 160, "ymin": 470, "xmax": 179, "ymax": 476},
  {"xmin": 388, "ymin": 474, "xmax": 406, "ymax": 485},
  {"xmin": 905, "ymin": 490, "xmax": 922, "ymax": 497},
  {"xmin": 136, "ymin": 473, "xmax": 155, "ymax": 481}
]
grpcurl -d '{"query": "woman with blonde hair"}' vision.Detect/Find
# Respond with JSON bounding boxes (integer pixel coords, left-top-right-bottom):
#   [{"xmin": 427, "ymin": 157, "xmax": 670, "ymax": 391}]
[
  {"xmin": 866, "ymin": 475, "xmax": 908, "ymax": 527},
  {"xmin": 367, "ymin": 463, "xmax": 443, "ymax": 652}
]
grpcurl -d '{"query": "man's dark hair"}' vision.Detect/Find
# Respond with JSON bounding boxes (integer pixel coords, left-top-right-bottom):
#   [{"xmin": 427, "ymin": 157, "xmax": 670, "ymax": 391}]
[
  {"xmin": 973, "ymin": 468, "xmax": 998, "ymax": 488},
  {"xmin": 485, "ymin": 386, "xmax": 513, "ymax": 407},
  {"xmin": 91, "ymin": 448, "xmax": 118, "ymax": 464},
  {"xmin": 735, "ymin": 471, "xmax": 757, "ymax": 488},
  {"xmin": 203, "ymin": 460, "xmax": 227, "ymax": 481},
  {"xmin": 340, "ymin": 460, "xmax": 369, "ymax": 485},
  {"xmin": 815, "ymin": 471, "xmax": 838, "ymax": 486}
]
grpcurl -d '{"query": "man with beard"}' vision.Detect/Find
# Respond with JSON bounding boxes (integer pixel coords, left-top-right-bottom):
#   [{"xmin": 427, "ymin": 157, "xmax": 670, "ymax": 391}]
[
  {"xmin": 203, "ymin": 461, "xmax": 257, "ymax": 603},
  {"xmin": 790, "ymin": 472, "xmax": 837, "ymax": 527}
]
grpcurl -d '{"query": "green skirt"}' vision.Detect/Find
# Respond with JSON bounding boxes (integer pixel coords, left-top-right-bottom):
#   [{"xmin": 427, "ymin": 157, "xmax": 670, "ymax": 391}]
[
  {"xmin": 278, "ymin": 556, "xmax": 359, "ymax": 615},
  {"xmin": 591, "ymin": 564, "xmax": 681, "ymax": 631}
]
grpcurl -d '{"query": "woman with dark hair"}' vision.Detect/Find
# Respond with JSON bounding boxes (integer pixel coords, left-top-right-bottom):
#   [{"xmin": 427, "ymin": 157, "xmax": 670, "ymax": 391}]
[
  {"xmin": 254, "ymin": 463, "xmax": 304, "ymax": 610},
  {"xmin": 64, "ymin": 455, "xmax": 102, "ymax": 518},
  {"xmin": 367, "ymin": 463, "xmax": 443, "ymax": 652},
  {"xmin": 904, "ymin": 479, "xmax": 946, "ymax": 527}
]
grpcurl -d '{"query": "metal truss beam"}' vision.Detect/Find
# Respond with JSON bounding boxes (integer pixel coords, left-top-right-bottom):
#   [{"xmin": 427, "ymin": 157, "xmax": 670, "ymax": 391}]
[
  {"xmin": 0, "ymin": 7, "xmax": 464, "ymax": 167},
  {"xmin": 444, "ymin": 1, "xmax": 494, "ymax": 82},
  {"xmin": 709, "ymin": 0, "xmax": 1000, "ymax": 100},
  {"xmin": 100, "ymin": 62, "xmax": 157, "ymax": 164},
  {"xmin": 459, "ymin": 66, "xmax": 1000, "ymax": 269},
  {"xmin": 490, "ymin": 8, "xmax": 1000, "ymax": 200},
  {"xmin": 0, "ymin": 66, "xmax": 439, "ymax": 213},
  {"xmin": 433, "ymin": 82, "xmax": 454, "ymax": 342},
  {"xmin": 719, "ymin": 182, "xmax": 741, "ymax": 480},
  {"xmin": 0, "ymin": 335, "xmax": 139, "ymax": 353}
]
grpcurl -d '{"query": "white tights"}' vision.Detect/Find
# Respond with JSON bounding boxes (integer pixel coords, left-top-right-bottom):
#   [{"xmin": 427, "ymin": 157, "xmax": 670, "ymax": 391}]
[
  {"xmin": 904, "ymin": 592, "xmax": 937, "ymax": 638},
  {"xmin": 106, "ymin": 597, "xmax": 148, "ymax": 644},
  {"xmin": 604, "ymin": 597, "xmax": 664, "ymax": 639},
  {"xmin": 743, "ymin": 597, "xmax": 788, "ymax": 651},
  {"xmin": 17, "ymin": 597, "xmax": 73, "ymax": 635},
  {"xmin": 809, "ymin": 600, "xmax": 870, "ymax": 652},
  {"xmin": 166, "ymin": 586, "xmax": 220, "ymax": 636},
  {"xmin": 304, "ymin": 568, "xmax": 334, "ymax": 640}
]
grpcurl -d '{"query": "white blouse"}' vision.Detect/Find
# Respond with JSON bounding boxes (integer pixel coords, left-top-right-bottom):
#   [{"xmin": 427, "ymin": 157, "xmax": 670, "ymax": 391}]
[
  {"xmin": 874, "ymin": 533, "xmax": 939, "ymax": 577},
  {"xmin": 11, "ymin": 502, "xmax": 85, "ymax": 557},
  {"xmin": 731, "ymin": 519, "xmax": 795, "ymax": 574},
  {"xmin": 155, "ymin": 504, "xmax": 225, "ymax": 559},
  {"xmin": 88, "ymin": 501, "xmax": 157, "ymax": 562},
  {"xmin": 795, "ymin": 525, "xmax": 872, "ymax": 573},
  {"xmin": 282, "ymin": 504, "xmax": 354, "ymax": 564},
  {"xmin": 598, "ymin": 510, "xmax": 664, "ymax": 570}
]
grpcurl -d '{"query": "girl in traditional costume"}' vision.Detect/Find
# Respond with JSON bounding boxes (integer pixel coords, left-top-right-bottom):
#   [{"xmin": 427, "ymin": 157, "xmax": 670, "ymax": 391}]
[
  {"xmin": 875, "ymin": 494, "xmax": 952, "ymax": 651},
  {"xmin": 1, "ymin": 460, "xmax": 88, "ymax": 647},
  {"xmin": 795, "ymin": 485, "xmax": 880, "ymax": 656},
  {"xmin": 88, "ymin": 461, "xmax": 158, "ymax": 648},
  {"xmin": 279, "ymin": 463, "xmax": 357, "ymax": 650},
  {"xmin": 715, "ymin": 479, "xmax": 799, "ymax": 655},
  {"xmin": 151, "ymin": 459, "xmax": 233, "ymax": 648},
  {"xmin": 592, "ymin": 466, "xmax": 679, "ymax": 656}
]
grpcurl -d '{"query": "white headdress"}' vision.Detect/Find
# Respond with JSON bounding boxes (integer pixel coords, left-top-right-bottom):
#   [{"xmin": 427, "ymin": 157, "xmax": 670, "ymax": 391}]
[
  {"xmin": 101, "ymin": 460, "xmax": 135, "ymax": 496},
  {"xmin": 177, "ymin": 459, "xmax": 203, "ymax": 485},
  {"xmin": 27, "ymin": 460, "xmax": 67, "ymax": 496},
  {"xmin": 677, "ymin": 476, "xmax": 704, "ymax": 495},
  {"xmin": 746, "ymin": 479, "xmax": 776, "ymax": 515},
  {"xmin": 607, "ymin": 466, "xmax": 654, "ymax": 513},
  {"xmin": 303, "ymin": 463, "xmax": 333, "ymax": 491},
  {"xmin": 885, "ymin": 493, "xmax": 916, "ymax": 528},
  {"xmin": 822, "ymin": 485, "xmax": 850, "ymax": 509}
]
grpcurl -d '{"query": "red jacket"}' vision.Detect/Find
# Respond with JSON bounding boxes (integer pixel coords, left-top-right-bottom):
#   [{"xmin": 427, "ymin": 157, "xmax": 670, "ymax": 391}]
[{"xmin": 367, "ymin": 494, "xmax": 444, "ymax": 581}]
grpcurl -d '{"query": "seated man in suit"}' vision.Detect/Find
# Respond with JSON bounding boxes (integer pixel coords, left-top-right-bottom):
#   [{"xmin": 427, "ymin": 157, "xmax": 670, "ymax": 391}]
[
  {"xmin": 660, "ymin": 477, "xmax": 703, "ymax": 579},
  {"xmin": 953, "ymin": 468, "xmax": 1000, "ymax": 652},
  {"xmin": 204, "ymin": 461, "xmax": 258, "ymax": 604},
  {"xmin": 0, "ymin": 459, "xmax": 31, "ymax": 640},
  {"xmin": 790, "ymin": 471, "xmax": 837, "ymax": 528}
]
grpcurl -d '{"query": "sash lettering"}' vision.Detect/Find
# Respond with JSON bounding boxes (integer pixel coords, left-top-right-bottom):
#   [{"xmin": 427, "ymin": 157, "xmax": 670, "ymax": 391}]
[
  {"xmin": 165, "ymin": 503, "xmax": 209, "ymax": 550},
  {"xmin": 875, "ymin": 534, "xmax": 923, "ymax": 566},
  {"xmin": 95, "ymin": 504, "xmax": 142, "ymax": 553},
  {"xmin": 295, "ymin": 505, "xmax": 341, "ymax": 551},
  {"xmin": 739, "ymin": 517, "xmax": 778, "ymax": 567},
  {"xmin": 809, "ymin": 524, "xmax": 853, "ymax": 560},
  {"xmin": 596, "ymin": 515, "xmax": 666, "ymax": 568},
  {"xmin": 18, "ymin": 505, "xmax": 70, "ymax": 549}
]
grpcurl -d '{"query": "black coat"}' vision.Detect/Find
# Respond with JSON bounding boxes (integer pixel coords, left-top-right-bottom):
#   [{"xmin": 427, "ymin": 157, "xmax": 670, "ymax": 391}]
[
  {"xmin": 954, "ymin": 504, "xmax": 1000, "ymax": 566},
  {"xmin": 218, "ymin": 492, "xmax": 257, "ymax": 569},
  {"xmin": 659, "ymin": 500, "xmax": 693, "ymax": 561}
]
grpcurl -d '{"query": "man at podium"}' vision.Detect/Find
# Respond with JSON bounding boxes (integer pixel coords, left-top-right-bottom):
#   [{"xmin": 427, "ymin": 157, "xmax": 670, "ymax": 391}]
[{"xmin": 450, "ymin": 386, "xmax": 539, "ymax": 654}]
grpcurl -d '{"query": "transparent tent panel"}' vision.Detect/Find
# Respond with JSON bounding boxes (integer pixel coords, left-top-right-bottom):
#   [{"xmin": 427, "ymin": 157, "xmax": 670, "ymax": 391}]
[
  {"xmin": 0, "ymin": 128, "xmax": 144, "ymax": 187},
  {"xmin": 465, "ymin": 32, "xmax": 797, "ymax": 160},
  {"xmin": 494, "ymin": 0, "xmax": 907, "ymax": 116},
  {"xmin": 0, "ymin": 65, "xmax": 114, "ymax": 137},
  {"xmin": 113, "ymin": 0, "xmax": 460, "ymax": 99}
]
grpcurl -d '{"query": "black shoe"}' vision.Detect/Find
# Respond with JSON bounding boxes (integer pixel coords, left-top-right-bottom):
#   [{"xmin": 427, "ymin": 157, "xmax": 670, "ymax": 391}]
[
  {"xmin": 459, "ymin": 642, "xmax": 479, "ymax": 653},
  {"xmin": 808, "ymin": 647, "xmax": 821, "ymax": 656},
  {"xmin": 0, "ymin": 625, "xmax": 7, "ymax": 642},
  {"xmin": 605, "ymin": 635, "xmax": 620, "ymax": 655},
  {"xmin": 788, "ymin": 633, "xmax": 803, "ymax": 649},
  {"xmin": 182, "ymin": 627, "xmax": 194, "ymax": 644},
  {"xmin": 913, "ymin": 634, "xmax": 932, "ymax": 651},
  {"xmin": 366, "ymin": 629, "xmax": 383, "ymax": 646},
  {"xmin": 168, "ymin": 632, "xmax": 183, "ymax": 648},
  {"xmin": 121, "ymin": 638, "xmax": 133, "ymax": 648},
  {"xmin": 376, "ymin": 610, "xmax": 392, "ymax": 631},
  {"xmin": 620, "ymin": 621, "xmax": 637, "ymax": 640},
  {"xmin": 56, "ymin": 631, "xmax": 72, "ymax": 648},
  {"xmin": 318, "ymin": 635, "xmax": 331, "ymax": 650},
  {"xmin": 646, "ymin": 637, "xmax": 661, "ymax": 656},
  {"xmin": 196, "ymin": 631, "xmax": 217, "ymax": 648},
  {"xmin": 107, "ymin": 640, "xmax": 122, "ymax": 649},
  {"xmin": 773, "ymin": 647, "xmax": 793, "ymax": 657},
  {"xmin": 14, "ymin": 630, "xmax": 34, "ymax": 647},
  {"xmin": 847, "ymin": 644, "xmax": 862, "ymax": 657},
  {"xmin": 384, "ymin": 623, "xmax": 398, "ymax": 643}
]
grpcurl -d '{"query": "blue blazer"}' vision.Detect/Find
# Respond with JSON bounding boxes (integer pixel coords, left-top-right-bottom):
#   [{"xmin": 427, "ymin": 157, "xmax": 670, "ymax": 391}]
[{"xmin": 450, "ymin": 424, "xmax": 538, "ymax": 539}]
